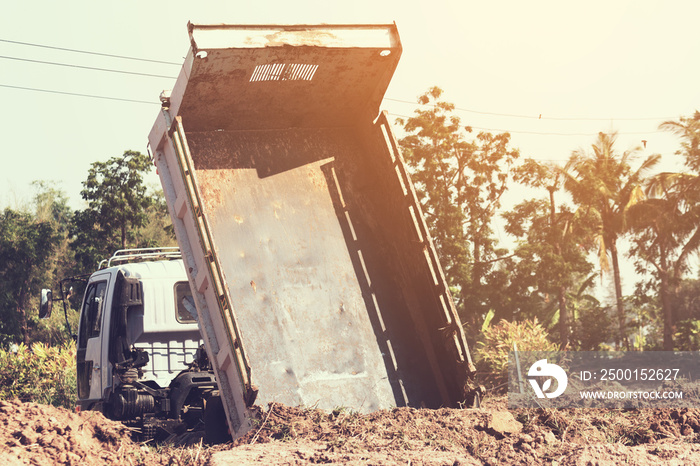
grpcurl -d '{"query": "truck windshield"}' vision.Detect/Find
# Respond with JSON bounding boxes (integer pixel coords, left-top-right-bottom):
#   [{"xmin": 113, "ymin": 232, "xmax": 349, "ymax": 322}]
[{"xmin": 175, "ymin": 281, "xmax": 196, "ymax": 323}]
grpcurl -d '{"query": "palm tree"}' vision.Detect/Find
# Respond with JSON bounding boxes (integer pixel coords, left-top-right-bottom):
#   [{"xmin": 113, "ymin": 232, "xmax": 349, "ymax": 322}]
[
  {"xmin": 628, "ymin": 193, "xmax": 699, "ymax": 350},
  {"xmin": 562, "ymin": 132, "xmax": 661, "ymax": 349},
  {"xmin": 659, "ymin": 111, "xmax": 700, "ymax": 172},
  {"xmin": 507, "ymin": 159, "xmax": 597, "ymax": 348},
  {"xmin": 654, "ymin": 112, "xmax": 700, "ymax": 266},
  {"xmin": 631, "ymin": 111, "xmax": 700, "ymax": 350}
]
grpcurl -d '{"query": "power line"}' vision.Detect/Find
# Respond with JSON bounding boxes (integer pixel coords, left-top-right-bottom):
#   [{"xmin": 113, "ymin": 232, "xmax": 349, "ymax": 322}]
[
  {"xmin": 0, "ymin": 83, "xmax": 158, "ymax": 105},
  {"xmin": 384, "ymin": 97, "xmax": 676, "ymax": 122},
  {"xmin": 0, "ymin": 84, "xmax": 650, "ymax": 170},
  {"xmin": 387, "ymin": 112, "xmax": 664, "ymax": 137},
  {"xmin": 0, "ymin": 39, "xmax": 681, "ymax": 123},
  {"xmin": 0, "ymin": 38, "xmax": 181, "ymax": 66},
  {"xmin": 0, "ymin": 54, "xmax": 177, "ymax": 79},
  {"xmin": 0, "ymin": 38, "xmax": 683, "ymax": 123},
  {"xmin": 470, "ymin": 126, "xmax": 662, "ymax": 137},
  {"xmin": 0, "ymin": 41, "xmax": 684, "ymax": 134},
  {"xmin": 0, "ymin": 82, "xmax": 670, "ymax": 137}
]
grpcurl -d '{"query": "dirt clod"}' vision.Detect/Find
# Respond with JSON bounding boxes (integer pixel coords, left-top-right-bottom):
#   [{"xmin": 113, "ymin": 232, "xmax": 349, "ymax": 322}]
[{"xmin": 483, "ymin": 410, "xmax": 523, "ymax": 435}]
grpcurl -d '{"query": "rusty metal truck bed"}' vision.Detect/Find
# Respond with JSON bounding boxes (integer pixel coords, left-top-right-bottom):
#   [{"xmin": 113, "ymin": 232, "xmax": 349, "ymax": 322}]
[{"xmin": 148, "ymin": 23, "xmax": 474, "ymax": 438}]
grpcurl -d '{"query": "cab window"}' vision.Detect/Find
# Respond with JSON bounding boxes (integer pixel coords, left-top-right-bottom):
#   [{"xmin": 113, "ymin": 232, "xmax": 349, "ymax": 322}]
[
  {"xmin": 175, "ymin": 281, "xmax": 196, "ymax": 323},
  {"xmin": 78, "ymin": 281, "xmax": 107, "ymax": 347}
]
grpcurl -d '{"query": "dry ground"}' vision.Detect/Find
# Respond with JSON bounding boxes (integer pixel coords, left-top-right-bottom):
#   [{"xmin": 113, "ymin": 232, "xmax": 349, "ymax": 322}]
[{"xmin": 3, "ymin": 396, "xmax": 700, "ymax": 465}]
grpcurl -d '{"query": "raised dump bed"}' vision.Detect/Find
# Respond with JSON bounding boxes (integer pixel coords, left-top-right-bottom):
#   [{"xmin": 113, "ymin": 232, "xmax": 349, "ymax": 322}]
[{"xmin": 148, "ymin": 23, "xmax": 476, "ymax": 438}]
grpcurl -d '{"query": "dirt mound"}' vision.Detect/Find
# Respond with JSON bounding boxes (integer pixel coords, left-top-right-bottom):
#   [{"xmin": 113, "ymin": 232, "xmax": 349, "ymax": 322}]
[
  {"xmin": 0, "ymin": 398, "xmax": 140, "ymax": 465},
  {"xmin": 211, "ymin": 401, "xmax": 700, "ymax": 465},
  {"xmin": 4, "ymin": 396, "xmax": 700, "ymax": 465}
]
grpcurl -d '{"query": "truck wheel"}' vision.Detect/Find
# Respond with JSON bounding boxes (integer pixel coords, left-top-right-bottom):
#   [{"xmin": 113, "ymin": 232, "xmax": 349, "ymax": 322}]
[{"xmin": 204, "ymin": 393, "xmax": 231, "ymax": 444}]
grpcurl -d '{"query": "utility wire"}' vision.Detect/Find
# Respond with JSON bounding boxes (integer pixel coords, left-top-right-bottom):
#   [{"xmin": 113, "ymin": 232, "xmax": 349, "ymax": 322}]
[
  {"xmin": 0, "ymin": 82, "xmax": 668, "ymax": 137},
  {"xmin": 384, "ymin": 97, "xmax": 676, "ymax": 122},
  {"xmin": 387, "ymin": 112, "xmax": 664, "ymax": 137},
  {"xmin": 0, "ymin": 38, "xmax": 181, "ymax": 66},
  {"xmin": 0, "ymin": 40, "xmax": 682, "ymax": 133},
  {"xmin": 470, "ymin": 126, "xmax": 662, "ymax": 137},
  {"xmin": 0, "ymin": 38, "xmax": 680, "ymax": 122},
  {"xmin": 0, "ymin": 38, "xmax": 681, "ymax": 123},
  {"xmin": 0, "ymin": 84, "xmax": 664, "ymax": 135},
  {"xmin": 0, "ymin": 83, "xmax": 158, "ymax": 105},
  {"xmin": 0, "ymin": 54, "xmax": 177, "ymax": 79}
]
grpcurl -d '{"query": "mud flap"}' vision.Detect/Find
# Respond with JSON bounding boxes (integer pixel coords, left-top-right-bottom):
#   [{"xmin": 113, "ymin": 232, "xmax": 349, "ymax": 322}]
[{"xmin": 204, "ymin": 392, "xmax": 231, "ymax": 444}]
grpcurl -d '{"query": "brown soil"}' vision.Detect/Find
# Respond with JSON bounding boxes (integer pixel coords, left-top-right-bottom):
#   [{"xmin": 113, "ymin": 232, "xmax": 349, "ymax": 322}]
[{"xmin": 3, "ymin": 396, "xmax": 700, "ymax": 465}]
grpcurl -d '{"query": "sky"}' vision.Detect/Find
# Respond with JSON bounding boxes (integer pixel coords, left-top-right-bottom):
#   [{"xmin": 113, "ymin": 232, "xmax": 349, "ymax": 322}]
[
  {"xmin": 2, "ymin": 1, "xmax": 699, "ymax": 293},
  {"xmin": 2, "ymin": 0, "xmax": 698, "ymax": 208}
]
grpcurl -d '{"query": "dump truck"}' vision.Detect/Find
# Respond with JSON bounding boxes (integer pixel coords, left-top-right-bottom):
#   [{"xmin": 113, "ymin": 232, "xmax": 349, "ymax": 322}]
[
  {"xmin": 41, "ymin": 22, "xmax": 478, "ymax": 443},
  {"xmin": 146, "ymin": 22, "xmax": 478, "ymax": 440}
]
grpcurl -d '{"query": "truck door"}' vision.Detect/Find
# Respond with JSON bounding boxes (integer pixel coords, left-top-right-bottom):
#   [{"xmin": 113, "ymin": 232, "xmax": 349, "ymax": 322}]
[{"xmin": 76, "ymin": 275, "xmax": 110, "ymax": 403}]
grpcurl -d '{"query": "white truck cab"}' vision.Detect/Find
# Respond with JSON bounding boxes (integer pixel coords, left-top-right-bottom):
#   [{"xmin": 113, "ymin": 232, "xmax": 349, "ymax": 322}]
[
  {"xmin": 76, "ymin": 249, "xmax": 199, "ymax": 403},
  {"xmin": 65, "ymin": 249, "xmax": 220, "ymax": 440}
]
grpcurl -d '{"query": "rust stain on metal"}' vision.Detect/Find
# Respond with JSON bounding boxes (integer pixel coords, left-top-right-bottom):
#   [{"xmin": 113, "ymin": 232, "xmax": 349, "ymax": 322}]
[
  {"xmin": 307, "ymin": 166, "xmax": 328, "ymax": 190},
  {"xmin": 195, "ymin": 169, "xmax": 229, "ymax": 212}
]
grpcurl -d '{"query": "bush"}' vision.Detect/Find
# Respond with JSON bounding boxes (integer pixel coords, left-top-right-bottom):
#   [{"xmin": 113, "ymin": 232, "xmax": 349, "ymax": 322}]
[
  {"xmin": 674, "ymin": 319, "xmax": 700, "ymax": 351},
  {"xmin": 0, "ymin": 341, "xmax": 76, "ymax": 408},
  {"xmin": 29, "ymin": 306, "xmax": 80, "ymax": 346},
  {"xmin": 572, "ymin": 305, "xmax": 615, "ymax": 351},
  {"xmin": 475, "ymin": 318, "xmax": 558, "ymax": 391}
]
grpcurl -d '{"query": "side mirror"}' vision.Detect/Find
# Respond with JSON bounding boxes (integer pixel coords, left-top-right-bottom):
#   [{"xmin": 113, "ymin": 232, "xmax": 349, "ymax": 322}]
[{"xmin": 40, "ymin": 289, "xmax": 53, "ymax": 319}]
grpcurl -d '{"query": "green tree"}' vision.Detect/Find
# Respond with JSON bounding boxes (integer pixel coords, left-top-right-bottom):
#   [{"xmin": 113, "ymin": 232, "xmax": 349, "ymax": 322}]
[
  {"xmin": 71, "ymin": 150, "xmax": 157, "ymax": 270},
  {"xmin": 629, "ymin": 111, "xmax": 700, "ymax": 350},
  {"xmin": 654, "ymin": 111, "xmax": 700, "ymax": 270},
  {"xmin": 28, "ymin": 182, "xmax": 77, "ymax": 344},
  {"xmin": 562, "ymin": 132, "xmax": 660, "ymax": 349},
  {"xmin": 32, "ymin": 181, "xmax": 72, "ymax": 228},
  {"xmin": 669, "ymin": 278, "xmax": 700, "ymax": 350},
  {"xmin": 630, "ymin": 280, "xmax": 664, "ymax": 350},
  {"xmin": 397, "ymin": 87, "xmax": 519, "ymax": 330},
  {"xmin": 0, "ymin": 208, "xmax": 61, "ymax": 345},
  {"xmin": 31, "ymin": 181, "xmax": 74, "ymax": 279},
  {"xmin": 134, "ymin": 188, "xmax": 177, "ymax": 249},
  {"xmin": 69, "ymin": 208, "xmax": 107, "ymax": 272},
  {"xmin": 628, "ymin": 194, "xmax": 699, "ymax": 350},
  {"xmin": 568, "ymin": 275, "xmax": 614, "ymax": 351},
  {"xmin": 659, "ymin": 111, "xmax": 700, "ymax": 171},
  {"xmin": 505, "ymin": 159, "xmax": 594, "ymax": 347}
]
